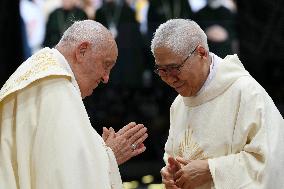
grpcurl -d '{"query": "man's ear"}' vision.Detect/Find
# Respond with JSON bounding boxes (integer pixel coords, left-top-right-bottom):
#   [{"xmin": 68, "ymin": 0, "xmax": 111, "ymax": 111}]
[
  {"xmin": 75, "ymin": 41, "xmax": 90, "ymax": 63},
  {"xmin": 196, "ymin": 45, "xmax": 208, "ymax": 59}
]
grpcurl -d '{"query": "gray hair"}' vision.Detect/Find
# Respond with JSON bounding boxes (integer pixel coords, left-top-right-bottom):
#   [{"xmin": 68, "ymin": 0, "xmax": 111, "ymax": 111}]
[
  {"xmin": 57, "ymin": 20, "xmax": 114, "ymax": 52},
  {"xmin": 151, "ymin": 19, "xmax": 209, "ymax": 57}
]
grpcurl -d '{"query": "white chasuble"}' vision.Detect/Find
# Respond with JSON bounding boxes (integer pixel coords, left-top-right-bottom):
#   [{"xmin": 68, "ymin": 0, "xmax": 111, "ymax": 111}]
[
  {"xmin": 0, "ymin": 48, "xmax": 123, "ymax": 189},
  {"xmin": 164, "ymin": 54, "xmax": 284, "ymax": 189}
]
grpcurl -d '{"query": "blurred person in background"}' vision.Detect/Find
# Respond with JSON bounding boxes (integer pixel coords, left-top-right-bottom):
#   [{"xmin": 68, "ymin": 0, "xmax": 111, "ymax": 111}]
[
  {"xmin": 80, "ymin": 0, "xmax": 96, "ymax": 19},
  {"xmin": 95, "ymin": 0, "xmax": 144, "ymax": 87},
  {"xmin": 0, "ymin": 20, "xmax": 148, "ymax": 189},
  {"xmin": 134, "ymin": 0, "xmax": 149, "ymax": 35},
  {"xmin": 43, "ymin": 0, "xmax": 88, "ymax": 48},
  {"xmin": 194, "ymin": 0, "xmax": 237, "ymax": 58},
  {"xmin": 236, "ymin": 0, "xmax": 284, "ymax": 116},
  {"xmin": 147, "ymin": 0, "xmax": 193, "ymax": 40},
  {"xmin": 151, "ymin": 19, "xmax": 284, "ymax": 189},
  {"xmin": 20, "ymin": 0, "xmax": 46, "ymax": 53}
]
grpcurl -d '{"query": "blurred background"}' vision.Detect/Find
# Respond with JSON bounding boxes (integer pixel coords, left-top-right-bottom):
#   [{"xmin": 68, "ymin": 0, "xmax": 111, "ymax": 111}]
[{"xmin": 0, "ymin": 0, "xmax": 283, "ymax": 188}]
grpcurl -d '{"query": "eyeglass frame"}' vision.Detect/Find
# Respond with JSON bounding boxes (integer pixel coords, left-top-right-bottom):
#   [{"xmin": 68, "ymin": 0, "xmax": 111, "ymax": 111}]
[{"xmin": 154, "ymin": 46, "xmax": 198, "ymax": 77}]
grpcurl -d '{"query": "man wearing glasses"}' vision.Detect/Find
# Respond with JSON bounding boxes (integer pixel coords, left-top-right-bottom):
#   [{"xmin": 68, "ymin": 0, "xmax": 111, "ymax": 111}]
[{"xmin": 151, "ymin": 19, "xmax": 284, "ymax": 189}]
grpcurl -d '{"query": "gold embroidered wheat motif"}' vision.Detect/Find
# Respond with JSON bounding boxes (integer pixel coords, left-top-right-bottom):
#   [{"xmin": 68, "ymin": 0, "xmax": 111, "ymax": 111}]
[{"xmin": 178, "ymin": 128, "xmax": 207, "ymax": 160}]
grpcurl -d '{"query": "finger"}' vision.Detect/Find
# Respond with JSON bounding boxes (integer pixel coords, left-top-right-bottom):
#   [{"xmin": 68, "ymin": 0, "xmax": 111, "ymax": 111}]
[
  {"xmin": 108, "ymin": 127, "xmax": 116, "ymax": 139},
  {"xmin": 162, "ymin": 166, "xmax": 175, "ymax": 179},
  {"xmin": 129, "ymin": 127, "xmax": 147, "ymax": 144},
  {"xmin": 131, "ymin": 145, "xmax": 146, "ymax": 157},
  {"xmin": 136, "ymin": 143, "xmax": 145, "ymax": 150},
  {"xmin": 164, "ymin": 181, "xmax": 180, "ymax": 189},
  {"xmin": 168, "ymin": 157, "xmax": 176, "ymax": 165},
  {"xmin": 130, "ymin": 132, "xmax": 148, "ymax": 146},
  {"xmin": 175, "ymin": 176, "xmax": 185, "ymax": 188},
  {"xmin": 161, "ymin": 166, "xmax": 169, "ymax": 173},
  {"xmin": 161, "ymin": 169, "xmax": 176, "ymax": 186},
  {"xmin": 174, "ymin": 169, "xmax": 183, "ymax": 180},
  {"xmin": 162, "ymin": 178, "xmax": 176, "ymax": 187},
  {"xmin": 161, "ymin": 167, "xmax": 171, "ymax": 177},
  {"xmin": 176, "ymin": 156, "xmax": 190, "ymax": 165},
  {"xmin": 117, "ymin": 122, "xmax": 136, "ymax": 135},
  {"xmin": 168, "ymin": 157, "xmax": 181, "ymax": 172},
  {"xmin": 102, "ymin": 127, "xmax": 110, "ymax": 141},
  {"xmin": 129, "ymin": 143, "xmax": 145, "ymax": 154},
  {"xmin": 123, "ymin": 124, "xmax": 145, "ymax": 139}
]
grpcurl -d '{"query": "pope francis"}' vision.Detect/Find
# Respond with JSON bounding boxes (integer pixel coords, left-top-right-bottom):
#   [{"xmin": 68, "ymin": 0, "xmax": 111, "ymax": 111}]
[{"xmin": 0, "ymin": 20, "xmax": 148, "ymax": 189}]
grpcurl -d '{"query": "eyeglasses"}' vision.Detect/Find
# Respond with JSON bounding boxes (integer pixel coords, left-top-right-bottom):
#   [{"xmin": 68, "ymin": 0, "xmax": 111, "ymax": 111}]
[{"xmin": 154, "ymin": 46, "xmax": 197, "ymax": 77}]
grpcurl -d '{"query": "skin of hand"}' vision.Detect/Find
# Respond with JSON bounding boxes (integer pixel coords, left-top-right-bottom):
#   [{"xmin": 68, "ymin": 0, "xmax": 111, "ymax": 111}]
[
  {"xmin": 174, "ymin": 157, "xmax": 212, "ymax": 189},
  {"xmin": 102, "ymin": 122, "xmax": 148, "ymax": 165},
  {"xmin": 161, "ymin": 157, "xmax": 182, "ymax": 189}
]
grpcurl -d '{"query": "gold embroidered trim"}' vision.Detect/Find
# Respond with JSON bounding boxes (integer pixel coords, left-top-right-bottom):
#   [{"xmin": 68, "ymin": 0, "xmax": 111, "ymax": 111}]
[
  {"xmin": 178, "ymin": 128, "xmax": 207, "ymax": 160},
  {"xmin": 0, "ymin": 49, "xmax": 68, "ymax": 101}
]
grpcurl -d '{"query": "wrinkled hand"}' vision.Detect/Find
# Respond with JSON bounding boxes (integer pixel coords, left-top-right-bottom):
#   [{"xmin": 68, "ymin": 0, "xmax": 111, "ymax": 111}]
[
  {"xmin": 161, "ymin": 157, "xmax": 181, "ymax": 189},
  {"xmin": 174, "ymin": 157, "xmax": 212, "ymax": 189},
  {"xmin": 102, "ymin": 122, "xmax": 148, "ymax": 165}
]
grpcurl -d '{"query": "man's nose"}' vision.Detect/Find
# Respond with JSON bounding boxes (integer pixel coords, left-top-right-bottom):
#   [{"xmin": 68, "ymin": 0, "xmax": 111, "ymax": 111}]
[
  {"xmin": 101, "ymin": 73, "xmax": 110, "ymax": 83},
  {"xmin": 164, "ymin": 74, "xmax": 178, "ymax": 85}
]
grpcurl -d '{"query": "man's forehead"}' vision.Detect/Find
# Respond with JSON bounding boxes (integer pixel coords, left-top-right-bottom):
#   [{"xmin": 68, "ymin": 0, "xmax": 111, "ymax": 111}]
[
  {"xmin": 99, "ymin": 45, "xmax": 117, "ymax": 57},
  {"xmin": 155, "ymin": 46, "xmax": 183, "ymax": 57},
  {"xmin": 154, "ymin": 50, "xmax": 182, "ymax": 67},
  {"xmin": 154, "ymin": 46, "xmax": 174, "ymax": 55}
]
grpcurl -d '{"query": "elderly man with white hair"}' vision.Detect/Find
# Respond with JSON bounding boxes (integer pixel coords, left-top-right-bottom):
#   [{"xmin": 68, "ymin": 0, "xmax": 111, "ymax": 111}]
[
  {"xmin": 151, "ymin": 19, "xmax": 284, "ymax": 189},
  {"xmin": 0, "ymin": 20, "xmax": 148, "ymax": 189}
]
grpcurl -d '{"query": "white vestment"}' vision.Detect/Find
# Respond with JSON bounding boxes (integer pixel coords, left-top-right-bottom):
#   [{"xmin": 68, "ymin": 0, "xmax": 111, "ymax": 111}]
[
  {"xmin": 0, "ymin": 48, "xmax": 123, "ymax": 189},
  {"xmin": 164, "ymin": 54, "xmax": 284, "ymax": 189}
]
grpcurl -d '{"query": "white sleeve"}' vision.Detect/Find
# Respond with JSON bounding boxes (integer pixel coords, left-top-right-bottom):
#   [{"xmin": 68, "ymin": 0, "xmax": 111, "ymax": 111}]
[{"xmin": 208, "ymin": 87, "xmax": 284, "ymax": 188}]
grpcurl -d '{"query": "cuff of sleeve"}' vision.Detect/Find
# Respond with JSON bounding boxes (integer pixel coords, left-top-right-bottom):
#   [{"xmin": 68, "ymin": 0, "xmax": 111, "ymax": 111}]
[
  {"xmin": 105, "ymin": 146, "xmax": 123, "ymax": 189},
  {"xmin": 208, "ymin": 159, "xmax": 217, "ymax": 187}
]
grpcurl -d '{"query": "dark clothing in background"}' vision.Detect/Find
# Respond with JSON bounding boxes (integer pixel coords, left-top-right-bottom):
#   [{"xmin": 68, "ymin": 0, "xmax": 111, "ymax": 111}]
[
  {"xmin": 194, "ymin": 5, "xmax": 236, "ymax": 58},
  {"xmin": 147, "ymin": 0, "xmax": 193, "ymax": 41},
  {"xmin": 236, "ymin": 0, "xmax": 284, "ymax": 113},
  {"xmin": 95, "ymin": 2, "xmax": 144, "ymax": 87},
  {"xmin": 43, "ymin": 7, "xmax": 87, "ymax": 48}
]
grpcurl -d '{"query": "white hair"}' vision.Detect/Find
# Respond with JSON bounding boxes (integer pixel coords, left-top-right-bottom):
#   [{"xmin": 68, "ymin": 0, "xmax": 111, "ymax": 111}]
[
  {"xmin": 57, "ymin": 20, "xmax": 114, "ymax": 52},
  {"xmin": 151, "ymin": 19, "xmax": 209, "ymax": 57}
]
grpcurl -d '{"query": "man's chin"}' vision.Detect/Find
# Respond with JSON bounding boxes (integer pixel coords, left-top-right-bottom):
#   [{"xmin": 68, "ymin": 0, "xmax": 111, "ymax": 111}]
[
  {"xmin": 175, "ymin": 87, "xmax": 185, "ymax": 96},
  {"xmin": 176, "ymin": 89, "xmax": 191, "ymax": 97},
  {"xmin": 82, "ymin": 89, "xmax": 96, "ymax": 99},
  {"xmin": 179, "ymin": 92, "xmax": 189, "ymax": 97},
  {"xmin": 89, "ymin": 88, "xmax": 95, "ymax": 96}
]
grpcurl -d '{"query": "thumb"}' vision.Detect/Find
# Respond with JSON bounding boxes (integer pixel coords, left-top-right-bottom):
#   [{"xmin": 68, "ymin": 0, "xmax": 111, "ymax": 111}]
[
  {"xmin": 102, "ymin": 127, "xmax": 110, "ymax": 141},
  {"xmin": 168, "ymin": 157, "xmax": 181, "ymax": 172},
  {"xmin": 108, "ymin": 127, "xmax": 116, "ymax": 139}
]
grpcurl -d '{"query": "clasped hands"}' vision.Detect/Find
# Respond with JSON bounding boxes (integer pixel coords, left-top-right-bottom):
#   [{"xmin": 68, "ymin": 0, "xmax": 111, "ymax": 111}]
[
  {"xmin": 161, "ymin": 157, "xmax": 212, "ymax": 189},
  {"xmin": 102, "ymin": 122, "xmax": 148, "ymax": 165}
]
